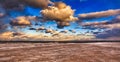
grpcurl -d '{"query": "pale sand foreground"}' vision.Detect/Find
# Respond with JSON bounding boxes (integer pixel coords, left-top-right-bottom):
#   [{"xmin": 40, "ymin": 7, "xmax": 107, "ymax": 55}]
[{"xmin": 0, "ymin": 42, "xmax": 119, "ymax": 62}]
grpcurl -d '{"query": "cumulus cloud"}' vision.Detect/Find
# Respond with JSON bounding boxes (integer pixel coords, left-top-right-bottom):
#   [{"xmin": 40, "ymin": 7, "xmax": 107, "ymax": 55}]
[
  {"xmin": 0, "ymin": 31, "xmax": 24, "ymax": 37},
  {"xmin": 57, "ymin": 21, "xmax": 70, "ymax": 28},
  {"xmin": 10, "ymin": 16, "xmax": 31, "ymax": 26},
  {"xmin": 0, "ymin": 31, "xmax": 28, "ymax": 41},
  {"xmin": 79, "ymin": 9, "xmax": 120, "ymax": 20},
  {"xmin": 45, "ymin": 29, "xmax": 53, "ymax": 33},
  {"xmin": 0, "ymin": 31, "xmax": 14, "ymax": 40},
  {"xmin": 41, "ymin": 2, "xmax": 78, "ymax": 28},
  {"xmin": 0, "ymin": 1, "xmax": 78, "ymax": 28},
  {"xmin": 37, "ymin": 27, "xmax": 45, "ymax": 30},
  {"xmin": 0, "ymin": 31, "xmax": 13, "ymax": 36},
  {"xmin": 60, "ymin": 30, "xmax": 69, "ymax": 33},
  {"xmin": 41, "ymin": 4, "xmax": 77, "ymax": 22}
]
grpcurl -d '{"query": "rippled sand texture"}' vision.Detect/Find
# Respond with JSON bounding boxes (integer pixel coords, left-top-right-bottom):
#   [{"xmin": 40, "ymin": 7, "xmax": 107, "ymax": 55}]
[{"xmin": 0, "ymin": 42, "xmax": 120, "ymax": 62}]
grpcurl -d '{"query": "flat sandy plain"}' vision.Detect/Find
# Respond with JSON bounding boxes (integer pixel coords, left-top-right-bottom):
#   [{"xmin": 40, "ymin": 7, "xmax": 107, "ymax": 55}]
[{"xmin": 0, "ymin": 42, "xmax": 120, "ymax": 62}]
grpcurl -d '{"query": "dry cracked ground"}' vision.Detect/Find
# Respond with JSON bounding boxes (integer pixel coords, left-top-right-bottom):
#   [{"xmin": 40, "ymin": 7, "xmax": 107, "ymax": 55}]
[{"xmin": 0, "ymin": 42, "xmax": 120, "ymax": 62}]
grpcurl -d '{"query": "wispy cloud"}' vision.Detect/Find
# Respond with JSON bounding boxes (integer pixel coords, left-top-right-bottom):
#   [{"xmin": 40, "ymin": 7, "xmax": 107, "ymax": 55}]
[{"xmin": 79, "ymin": 9, "xmax": 120, "ymax": 20}]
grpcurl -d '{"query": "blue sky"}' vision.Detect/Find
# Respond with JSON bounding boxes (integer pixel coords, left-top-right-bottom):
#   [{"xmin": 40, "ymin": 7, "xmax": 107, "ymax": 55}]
[
  {"xmin": 22, "ymin": 0, "xmax": 120, "ymax": 16},
  {"xmin": 8, "ymin": 0, "xmax": 120, "ymax": 35}
]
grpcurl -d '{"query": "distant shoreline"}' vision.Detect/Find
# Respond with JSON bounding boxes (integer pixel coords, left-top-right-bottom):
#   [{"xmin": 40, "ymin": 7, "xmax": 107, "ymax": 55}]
[{"xmin": 0, "ymin": 40, "xmax": 119, "ymax": 43}]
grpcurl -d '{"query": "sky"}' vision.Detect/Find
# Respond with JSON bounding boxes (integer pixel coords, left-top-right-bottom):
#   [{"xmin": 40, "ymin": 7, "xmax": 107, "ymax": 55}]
[
  {"xmin": 22, "ymin": 0, "xmax": 120, "ymax": 33},
  {"xmin": 0, "ymin": 0, "xmax": 120, "ymax": 40},
  {"xmin": 23, "ymin": 0, "xmax": 120, "ymax": 15}
]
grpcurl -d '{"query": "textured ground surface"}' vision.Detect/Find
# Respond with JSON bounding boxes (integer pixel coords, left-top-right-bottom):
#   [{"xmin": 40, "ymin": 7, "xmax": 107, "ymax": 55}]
[{"xmin": 0, "ymin": 42, "xmax": 120, "ymax": 62}]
